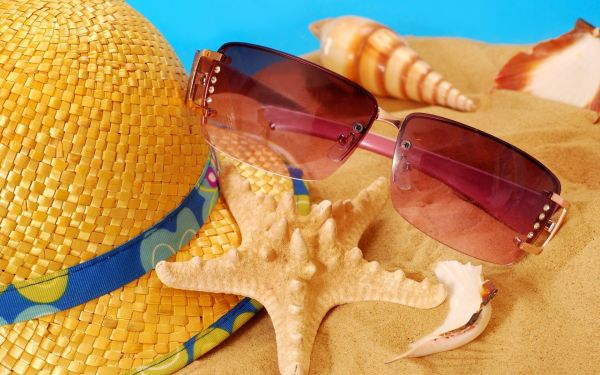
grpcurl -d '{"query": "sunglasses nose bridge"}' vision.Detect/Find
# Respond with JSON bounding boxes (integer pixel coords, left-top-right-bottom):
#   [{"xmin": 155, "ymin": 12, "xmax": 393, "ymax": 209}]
[{"xmin": 376, "ymin": 107, "xmax": 404, "ymax": 129}]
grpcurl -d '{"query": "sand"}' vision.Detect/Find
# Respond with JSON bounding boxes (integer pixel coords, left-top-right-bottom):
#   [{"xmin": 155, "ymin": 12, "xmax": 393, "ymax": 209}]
[{"xmin": 178, "ymin": 37, "xmax": 600, "ymax": 374}]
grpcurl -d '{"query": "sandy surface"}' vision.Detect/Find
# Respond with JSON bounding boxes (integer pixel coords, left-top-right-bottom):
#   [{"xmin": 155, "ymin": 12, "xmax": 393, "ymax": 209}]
[{"xmin": 178, "ymin": 37, "xmax": 600, "ymax": 374}]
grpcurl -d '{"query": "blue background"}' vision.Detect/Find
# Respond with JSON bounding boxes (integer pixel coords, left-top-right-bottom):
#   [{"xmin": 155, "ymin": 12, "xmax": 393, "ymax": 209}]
[{"xmin": 127, "ymin": 0, "xmax": 599, "ymax": 71}]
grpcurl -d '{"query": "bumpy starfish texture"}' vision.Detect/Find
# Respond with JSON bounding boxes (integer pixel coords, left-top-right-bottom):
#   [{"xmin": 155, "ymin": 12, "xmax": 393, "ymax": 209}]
[{"xmin": 156, "ymin": 166, "xmax": 447, "ymax": 375}]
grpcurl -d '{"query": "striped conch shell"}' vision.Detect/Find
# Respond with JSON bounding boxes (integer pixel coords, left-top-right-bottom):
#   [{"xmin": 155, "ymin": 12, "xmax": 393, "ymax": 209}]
[
  {"xmin": 310, "ymin": 16, "xmax": 476, "ymax": 112},
  {"xmin": 495, "ymin": 19, "xmax": 600, "ymax": 119}
]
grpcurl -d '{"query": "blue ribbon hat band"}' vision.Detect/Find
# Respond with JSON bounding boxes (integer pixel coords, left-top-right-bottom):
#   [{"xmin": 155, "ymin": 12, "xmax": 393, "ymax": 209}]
[
  {"xmin": 0, "ymin": 149, "xmax": 310, "ymax": 374},
  {"xmin": 0, "ymin": 157, "xmax": 220, "ymax": 326}
]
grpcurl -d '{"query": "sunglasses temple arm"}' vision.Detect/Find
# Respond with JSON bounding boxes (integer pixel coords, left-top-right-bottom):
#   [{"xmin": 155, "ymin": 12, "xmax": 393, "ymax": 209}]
[
  {"xmin": 358, "ymin": 132, "xmax": 396, "ymax": 158},
  {"xmin": 263, "ymin": 105, "xmax": 397, "ymax": 158},
  {"xmin": 265, "ymin": 107, "xmax": 543, "ymax": 194}
]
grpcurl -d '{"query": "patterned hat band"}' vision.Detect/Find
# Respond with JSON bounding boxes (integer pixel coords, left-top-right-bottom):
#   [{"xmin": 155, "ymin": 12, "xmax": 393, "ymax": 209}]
[
  {"xmin": 0, "ymin": 155, "xmax": 220, "ymax": 326},
  {"xmin": 0, "ymin": 148, "xmax": 311, "ymax": 373}
]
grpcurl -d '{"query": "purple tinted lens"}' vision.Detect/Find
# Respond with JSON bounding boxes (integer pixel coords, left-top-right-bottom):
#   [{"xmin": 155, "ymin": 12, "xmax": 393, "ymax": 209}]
[
  {"xmin": 204, "ymin": 43, "xmax": 378, "ymax": 180},
  {"xmin": 391, "ymin": 114, "xmax": 561, "ymax": 265}
]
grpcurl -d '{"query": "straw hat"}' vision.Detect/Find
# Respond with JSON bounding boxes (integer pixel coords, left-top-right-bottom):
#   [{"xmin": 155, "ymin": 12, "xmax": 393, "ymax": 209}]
[{"xmin": 0, "ymin": 0, "xmax": 299, "ymax": 373}]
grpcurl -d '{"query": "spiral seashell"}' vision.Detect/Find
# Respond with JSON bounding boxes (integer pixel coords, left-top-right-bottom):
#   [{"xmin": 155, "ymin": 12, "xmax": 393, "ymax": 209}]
[{"xmin": 310, "ymin": 16, "xmax": 476, "ymax": 112}]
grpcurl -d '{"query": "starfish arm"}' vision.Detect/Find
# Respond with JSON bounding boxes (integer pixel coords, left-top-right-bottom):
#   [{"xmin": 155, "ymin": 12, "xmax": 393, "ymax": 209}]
[
  {"xmin": 155, "ymin": 250, "xmax": 266, "ymax": 298},
  {"xmin": 157, "ymin": 167, "xmax": 437, "ymax": 375},
  {"xmin": 331, "ymin": 177, "xmax": 388, "ymax": 249},
  {"xmin": 266, "ymin": 297, "xmax": 330, "ymax": 375},
  {"xmin": 323, "ymin": 254, "xmax": 446, "ymax": 309}
]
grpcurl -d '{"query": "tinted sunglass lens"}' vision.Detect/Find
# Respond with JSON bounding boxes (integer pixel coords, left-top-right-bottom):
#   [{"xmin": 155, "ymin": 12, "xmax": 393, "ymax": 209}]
[
  {"xmin": 203, "ymin": 43, "xmax": 378, "ymax": 180},
  {"xmin": 391, "ymin": 114, "xmax": 561, "ymax": 265}
]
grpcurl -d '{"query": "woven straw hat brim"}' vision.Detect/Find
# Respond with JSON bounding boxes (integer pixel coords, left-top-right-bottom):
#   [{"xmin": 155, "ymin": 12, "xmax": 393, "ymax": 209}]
[
  {"xmin": 1, "ymin": 162, "xmax": 295, "ymax": 374},
  {"xmin": 0, "ymin": 0, "xmax": 299, "ymax": 373},
  {"xmin": 0, "ymin": 0, "xmax": 206, "ymax": 285}
]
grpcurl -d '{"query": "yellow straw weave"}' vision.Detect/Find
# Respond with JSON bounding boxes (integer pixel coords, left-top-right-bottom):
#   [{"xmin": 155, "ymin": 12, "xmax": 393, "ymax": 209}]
[
  {"xmin": 0, "ymin": 171, "xmax": 292, "ymax": 374},
  {"xmin": 0, "ymin": 0, "xmax": 294, "ymax": 373},
  {"xmin": 0, "ymin": 0, "xmax": 206, "ymax": 284}
]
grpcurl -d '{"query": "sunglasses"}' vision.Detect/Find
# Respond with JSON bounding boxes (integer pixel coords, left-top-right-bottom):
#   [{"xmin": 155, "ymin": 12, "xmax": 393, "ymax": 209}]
[{"xmin": 185, "ymin": 42, "xmax": 569, "ymax": 265}]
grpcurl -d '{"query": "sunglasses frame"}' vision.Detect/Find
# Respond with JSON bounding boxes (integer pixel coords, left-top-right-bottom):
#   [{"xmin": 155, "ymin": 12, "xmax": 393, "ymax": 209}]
[{"xmin": 185, "ymin": 43, "xmax": 569, "ymax": 260}]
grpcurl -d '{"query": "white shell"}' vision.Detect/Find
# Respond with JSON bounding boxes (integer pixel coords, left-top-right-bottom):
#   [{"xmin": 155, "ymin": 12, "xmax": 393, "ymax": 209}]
[
  {"xmin": 495, "ymin": 19, "xmax": 600, "ymax": 118},
  {"xmin": 388, "ymin": 261, "xmax": 496, "ymax": 360}
]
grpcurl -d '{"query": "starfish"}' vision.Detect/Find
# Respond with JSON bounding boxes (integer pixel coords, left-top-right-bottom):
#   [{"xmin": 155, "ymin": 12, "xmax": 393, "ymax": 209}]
[{"xmin": 156, "ymin": 166, "xmax": 447, "ymax": 375}]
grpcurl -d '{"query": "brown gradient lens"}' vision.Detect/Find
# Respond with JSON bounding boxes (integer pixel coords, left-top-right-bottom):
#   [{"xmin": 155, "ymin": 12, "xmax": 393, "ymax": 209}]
[
  {"xmin": 391, "ymin": 114, "xmax": 561, "ymax": 265},
  {"xmin": 203, "ymin": 43, "xmax": 378, "ymax": 180}
]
